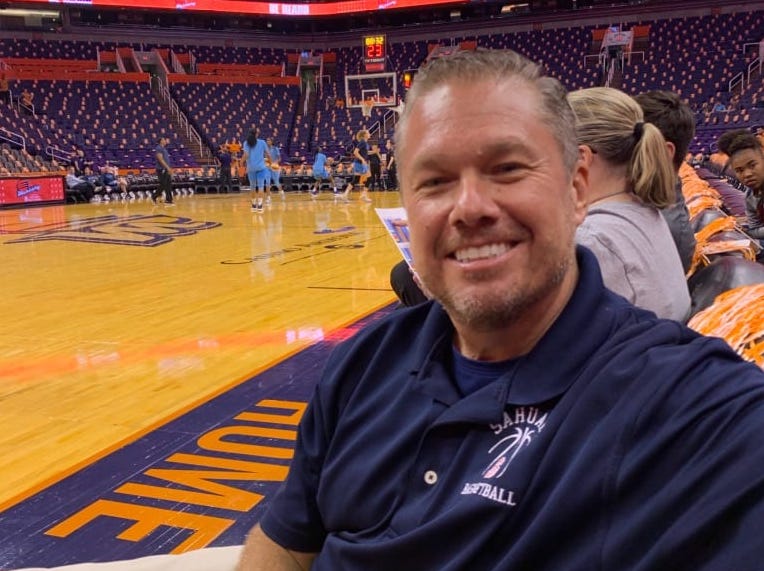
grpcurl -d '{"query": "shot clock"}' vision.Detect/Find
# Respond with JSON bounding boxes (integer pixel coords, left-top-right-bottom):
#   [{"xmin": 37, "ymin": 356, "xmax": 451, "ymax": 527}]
[{"xmin": 363, "ymin": 35, "xmax": 387, "ymax": 73}]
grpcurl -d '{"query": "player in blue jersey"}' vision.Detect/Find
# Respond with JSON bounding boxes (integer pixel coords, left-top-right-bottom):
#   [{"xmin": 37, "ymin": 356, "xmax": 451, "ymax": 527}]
[
  {"xmin": 310, "ymin": 147, "xmax": 336, "ymax": 197},
  {"xmin": 242, "ymin": 128, "xmax": 269, "ymax": 213},
  {"xmin": 341, "ymin": 129, "xmax": 371, "ymax": 202},
  {"xmin": 238, "ymin": 50, "xmax": 764, "ymax": 571},
  {"xmin": 265, "ymin": 137, "xmax": 284, "ymax": 203}
]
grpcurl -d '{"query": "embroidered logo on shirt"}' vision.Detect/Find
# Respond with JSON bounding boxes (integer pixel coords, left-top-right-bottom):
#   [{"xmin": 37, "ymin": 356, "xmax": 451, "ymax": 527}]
[
  {"xmin": 460, "ymin": 482, "xmax": 517, "ymax": 506},
  {"xmin": 461, "ymin": 407, "xmax": 547, "ymax": 507},
  {"xmin": 483, "ymin": 406, "xmax": 547, "ymax": 479}
]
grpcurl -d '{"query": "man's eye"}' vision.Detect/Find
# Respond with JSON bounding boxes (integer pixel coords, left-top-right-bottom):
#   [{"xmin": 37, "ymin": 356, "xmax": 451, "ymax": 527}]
[
  {"xmin": 419, "ymin": 177, "xmax": 447, "ymax": 188},
  {"xmin": 495, "ymin": 163, "xmax": 522, "ymax": 174}
]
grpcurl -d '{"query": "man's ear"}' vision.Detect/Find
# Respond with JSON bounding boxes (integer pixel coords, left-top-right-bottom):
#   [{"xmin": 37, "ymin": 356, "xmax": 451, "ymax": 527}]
[{"xmin": 571, "ymin": 145, "xmax": 592, "ymax": 225}]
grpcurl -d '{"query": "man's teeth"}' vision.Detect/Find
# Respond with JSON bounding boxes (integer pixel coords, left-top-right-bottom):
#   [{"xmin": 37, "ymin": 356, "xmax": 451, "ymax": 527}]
[{"xmin": 455, "ymin": 243, "xmax": 510, "ymax": 263}]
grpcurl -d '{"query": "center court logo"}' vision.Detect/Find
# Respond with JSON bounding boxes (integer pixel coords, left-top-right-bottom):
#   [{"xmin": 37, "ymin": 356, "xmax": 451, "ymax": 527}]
[{"xmin": 3, "ymin": 214, "xmax": 221, "ymax": 246}]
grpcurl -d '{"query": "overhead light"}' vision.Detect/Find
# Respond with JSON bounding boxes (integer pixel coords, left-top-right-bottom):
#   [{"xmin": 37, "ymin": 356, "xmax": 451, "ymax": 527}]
[
  {"xmin": 0, "ymin": 8, "xmax": 61, "ymax": 18},
  {"xmin": 501, "ymin": 3, "xmax": 529, "ymax": 14}
]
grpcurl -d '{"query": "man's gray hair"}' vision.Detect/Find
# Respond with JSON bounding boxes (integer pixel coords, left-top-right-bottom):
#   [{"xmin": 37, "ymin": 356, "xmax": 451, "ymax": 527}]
[{"xmin": 394, "ymin": 49, "xmax": 578, "ymax": 179}]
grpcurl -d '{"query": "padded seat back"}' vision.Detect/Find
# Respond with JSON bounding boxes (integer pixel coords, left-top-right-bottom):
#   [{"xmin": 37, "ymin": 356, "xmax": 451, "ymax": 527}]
[
  {"xmin": 691, "ymin": 207, "xmax": 727, "ymax": 233},
  {"xmin": 688, "ymin": 256, "xmax": 764, "ymax": 316}
]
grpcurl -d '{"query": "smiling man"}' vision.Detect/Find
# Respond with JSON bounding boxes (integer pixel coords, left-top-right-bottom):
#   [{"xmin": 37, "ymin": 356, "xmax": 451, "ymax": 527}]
[
  {"xmin": 237, "ymin": 50, "xmax": 764, "ymax": 571},
  {"xmin": 395, "ymin": 55, "xmax": 585, "ymax": 360}
]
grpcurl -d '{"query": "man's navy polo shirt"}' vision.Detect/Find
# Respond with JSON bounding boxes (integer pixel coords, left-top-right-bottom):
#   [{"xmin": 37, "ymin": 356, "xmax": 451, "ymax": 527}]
[{"xmin": 260, "ymin": 247, "xmax": 764, "ymax": 570}]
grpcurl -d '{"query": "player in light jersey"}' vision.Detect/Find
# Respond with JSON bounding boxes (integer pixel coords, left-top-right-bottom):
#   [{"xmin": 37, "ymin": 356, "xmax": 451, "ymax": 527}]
[{"xmin": 311, "ymin": 146, "xmax": 337, "ymax": 197}]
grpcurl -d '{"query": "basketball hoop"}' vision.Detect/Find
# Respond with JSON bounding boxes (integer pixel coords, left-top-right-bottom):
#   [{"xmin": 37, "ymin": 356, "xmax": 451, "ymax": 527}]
[{"xmin": 361, "ymin": 100, "xmax": 374, "ymax": 119}]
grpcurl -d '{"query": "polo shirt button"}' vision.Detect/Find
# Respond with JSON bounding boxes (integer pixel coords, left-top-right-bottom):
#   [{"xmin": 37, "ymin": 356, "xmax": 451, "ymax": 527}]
[{"xmin": 424, "ymin": 470, "xmax": 438, "ymax": 485}]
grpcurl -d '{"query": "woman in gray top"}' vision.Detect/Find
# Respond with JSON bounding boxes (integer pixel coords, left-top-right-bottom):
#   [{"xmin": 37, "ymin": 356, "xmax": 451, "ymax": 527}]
[{"xmin": 569, "ymin": 87, "xmax": 691, "ymax": 322}]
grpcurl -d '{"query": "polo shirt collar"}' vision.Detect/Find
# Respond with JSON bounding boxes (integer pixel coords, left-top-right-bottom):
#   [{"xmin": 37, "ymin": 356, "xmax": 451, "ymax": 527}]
[{"xmin": 409, "ymin": 247, "xmax": 616, "ymax": 407}]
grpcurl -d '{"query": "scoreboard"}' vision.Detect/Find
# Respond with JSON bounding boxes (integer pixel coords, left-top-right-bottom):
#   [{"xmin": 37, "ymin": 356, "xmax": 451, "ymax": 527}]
[{"xmin": 363, "ymin": 35, "xmax": 387, "ymax": 73}]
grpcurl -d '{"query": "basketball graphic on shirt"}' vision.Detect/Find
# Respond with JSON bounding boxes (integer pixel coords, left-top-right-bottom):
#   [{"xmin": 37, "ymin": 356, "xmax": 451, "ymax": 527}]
[{"xmin": 482, "ymin": 425, "xmax": 538, "ymax": 479}]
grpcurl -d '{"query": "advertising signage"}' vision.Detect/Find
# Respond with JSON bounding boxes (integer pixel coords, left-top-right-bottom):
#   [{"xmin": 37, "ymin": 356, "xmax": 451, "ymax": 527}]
[
  {"xmin": 0, "ymin": 176, "xmax": 65, "ymax": 207},
  {"xmin": 15, "ymin": 0, "xmax": 467, "ymax": 17}
]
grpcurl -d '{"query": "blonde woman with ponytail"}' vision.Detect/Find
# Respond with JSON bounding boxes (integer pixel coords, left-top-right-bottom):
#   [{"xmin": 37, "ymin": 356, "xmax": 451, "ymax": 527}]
[{"xmin": 568, "ymin": 87, "xmax": 690, "ymax": 321}]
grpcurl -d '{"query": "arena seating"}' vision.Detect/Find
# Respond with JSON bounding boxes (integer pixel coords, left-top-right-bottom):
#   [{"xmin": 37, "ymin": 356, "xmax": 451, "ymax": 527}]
[
  {"xmin": 0, "ymin": 100, "xmax": 70, "ymax": 158},
  {"xmin": 189, "ymin": 45, "xmax": 287, "ymax": 65},
  {"xmin": 170, "ymin": 82, "xmax": 295, "ymax": 158},
  {"xmin": 33, "ymin": 79, "xmax": 195, "ymax": 168},
  {"xmin": 0, "ymin": 9, "xmax": 762, "ymax": 172},
  {"xmin": 0, "ymin": 143, "xmax": 60, "ymax": 174},
  {"xmin": 0, "ymin": 77, "xmax": 196, "ymax": 170},
  {"xmin": 0, "ymin": 38, "xmax": 108, "ymax": 60}
]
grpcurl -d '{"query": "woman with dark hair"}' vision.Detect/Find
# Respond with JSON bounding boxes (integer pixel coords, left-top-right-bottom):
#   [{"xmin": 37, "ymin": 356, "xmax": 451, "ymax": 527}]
[
  {"xmin": 718, "ymin": 129, "xmax": 764, "ymax": 252},
  {"xmin": 242, "ymin": 128, "xmax": 269, "ymax": 212}
]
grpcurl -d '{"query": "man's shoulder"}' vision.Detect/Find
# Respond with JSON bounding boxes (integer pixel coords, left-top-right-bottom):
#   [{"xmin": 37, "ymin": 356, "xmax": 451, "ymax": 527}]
[{"xmin": 601, "ymin": 313, "xmax": 763, "ymax": 401}]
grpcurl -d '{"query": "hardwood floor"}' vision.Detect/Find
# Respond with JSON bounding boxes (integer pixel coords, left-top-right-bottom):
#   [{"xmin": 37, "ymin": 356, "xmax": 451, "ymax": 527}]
[{"xmin": 0, "ymin": 190, "xmax": 403, "ymax": 511}]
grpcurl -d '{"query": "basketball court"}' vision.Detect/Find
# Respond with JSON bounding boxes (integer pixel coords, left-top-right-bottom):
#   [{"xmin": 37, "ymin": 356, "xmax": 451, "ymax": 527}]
[{"xmin": 0, "ymin": 190, "xmax": 403, "ymax": 568}]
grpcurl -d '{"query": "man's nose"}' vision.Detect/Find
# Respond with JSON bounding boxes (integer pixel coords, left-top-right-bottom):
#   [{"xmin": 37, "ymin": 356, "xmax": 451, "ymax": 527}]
[{"xmin": 449, "ymin": 173, "xmax": 501, "ymax": 226}]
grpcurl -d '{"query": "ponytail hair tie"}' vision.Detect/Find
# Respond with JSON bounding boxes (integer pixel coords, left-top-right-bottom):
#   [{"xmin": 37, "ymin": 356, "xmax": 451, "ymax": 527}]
[{"xmin": 633, "ymin": 122, "xmax": 645, "ymax": 141}]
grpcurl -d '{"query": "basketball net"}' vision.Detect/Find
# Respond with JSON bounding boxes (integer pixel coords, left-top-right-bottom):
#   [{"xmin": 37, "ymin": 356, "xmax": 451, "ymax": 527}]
[{"xmin": 361, "ymin": 100, "xmax": 374, "ymax": 119}]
